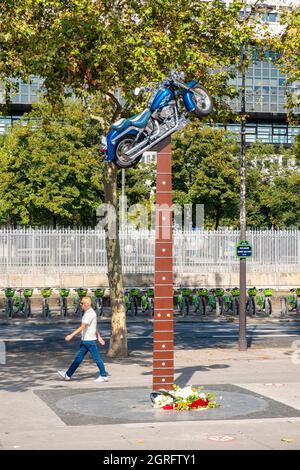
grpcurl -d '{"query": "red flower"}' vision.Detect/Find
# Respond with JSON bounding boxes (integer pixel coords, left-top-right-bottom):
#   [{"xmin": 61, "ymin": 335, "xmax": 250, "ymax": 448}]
[
  {"xmin": 162, "ymin": 404, "xmax": 174, "ymax": 410},
  {"xmin": 189, "ymin": 398, "xmax": 209, "ymax": 409}
]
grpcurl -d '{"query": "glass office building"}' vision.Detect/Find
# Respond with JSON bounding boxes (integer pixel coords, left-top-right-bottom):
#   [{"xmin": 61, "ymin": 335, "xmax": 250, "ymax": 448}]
[
  {"xmin": 226, "ymin": 0, "xmax": 300, "ymax": 146},
  {"xmin": 227, "ymin": 53, "xmax": 300, "ymax": 146},
  {"xmin": 0, "ymin": 77, "xmax": 44, "ymax": 134}
]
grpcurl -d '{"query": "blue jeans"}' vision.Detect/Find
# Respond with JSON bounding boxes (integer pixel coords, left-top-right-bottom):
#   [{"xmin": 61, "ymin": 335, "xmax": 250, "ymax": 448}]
[{"xmin": 66, "ymin": 340, "xmax": 107, "ymax": 378}]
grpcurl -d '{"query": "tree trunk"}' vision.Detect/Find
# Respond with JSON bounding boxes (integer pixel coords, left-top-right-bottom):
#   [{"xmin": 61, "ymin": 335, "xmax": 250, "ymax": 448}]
[
  {"xmin": 103, "ymin": 162, "xmax": 128, "ymax": 357},
  {"xmin": 215, "ymin": 207, "xmax": 221, "ymax": 230}
]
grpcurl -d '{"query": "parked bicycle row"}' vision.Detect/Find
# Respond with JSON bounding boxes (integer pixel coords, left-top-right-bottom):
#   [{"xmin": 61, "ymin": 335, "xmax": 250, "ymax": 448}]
[
  {"xmin": 0, "ymin": 287, "xmax": 105, "ymax": 318},
  {"xmin": 122, "ymin": 286, "xmax": 290, "ymax": 318},
  {"xmin": 1, "ymin": 286, "xmax": 299, "ymax": 319},
  {"xmin": 280, "ymin": 289, "xmax": 300, "ymax": 317},
  {"xmin": 175, "ymin": 287, "xmax": 275, "ymax": 317}
]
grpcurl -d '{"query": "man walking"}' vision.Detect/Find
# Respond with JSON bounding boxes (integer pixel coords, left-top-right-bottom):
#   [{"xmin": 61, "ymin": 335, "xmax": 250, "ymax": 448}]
[{"xmin": 57, "ymin": 296, "xmax": 108, "ymax": 383}]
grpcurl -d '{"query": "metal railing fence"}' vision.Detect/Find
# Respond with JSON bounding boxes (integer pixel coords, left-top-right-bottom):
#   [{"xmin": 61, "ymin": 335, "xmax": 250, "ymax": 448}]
[{"xmin": 0, "ymin": 227, "xmax": 299, "ymax": 274}]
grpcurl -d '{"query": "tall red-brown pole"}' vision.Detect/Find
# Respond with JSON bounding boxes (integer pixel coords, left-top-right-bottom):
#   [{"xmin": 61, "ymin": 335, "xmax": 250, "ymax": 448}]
[{"xmin": 153, "ymin": 136, "xmax": 174, "ymax": 391}]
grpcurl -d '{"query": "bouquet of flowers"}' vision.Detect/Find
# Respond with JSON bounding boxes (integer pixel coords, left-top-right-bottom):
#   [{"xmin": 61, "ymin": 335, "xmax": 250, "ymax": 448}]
[{"xmin": 150, "ymin": 385, "xmax": 220, "ymax": 411}]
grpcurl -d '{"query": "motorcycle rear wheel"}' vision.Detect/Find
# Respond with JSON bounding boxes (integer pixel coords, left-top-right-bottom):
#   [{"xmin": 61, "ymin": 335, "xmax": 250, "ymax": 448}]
[
  {"xmin": 191, "ymin": 86, "xmax": 213, "ymax": 117},
  {"xmin": 113, "ymin": 136, "xmax": 142, "ymax": 169}
]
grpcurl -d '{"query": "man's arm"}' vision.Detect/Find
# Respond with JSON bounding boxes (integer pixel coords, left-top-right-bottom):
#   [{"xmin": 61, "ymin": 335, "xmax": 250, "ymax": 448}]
[
  {"xmin": 65, "ymin": 323, "xmax": 88, "ymax": 342},
  {"xmin": 96, "ymin": 328, "xmax": 105, "ymax": 346}
]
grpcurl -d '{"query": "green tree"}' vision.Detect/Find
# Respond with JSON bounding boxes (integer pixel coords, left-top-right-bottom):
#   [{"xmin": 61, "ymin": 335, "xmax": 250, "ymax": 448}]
[
  {"xmin": 261, "ymin": 173, "xmax": 300, "ymax": 228},
  {"xmin": 246, "ymin": 141, "xmax": 298, "ymax": 228},
  {"xmin": 172, "ymin": 125, "xmax": 240, "ymax": 229},
  {"xmin": 0, "ymin": 101, "xmax": 104, "ymax": 226}
]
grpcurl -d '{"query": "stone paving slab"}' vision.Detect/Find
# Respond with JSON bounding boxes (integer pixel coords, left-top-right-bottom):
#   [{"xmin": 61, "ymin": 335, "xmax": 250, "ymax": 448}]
[{"xmin": 34, "ymin": 384, "xmax": 300, "ymax": 427}]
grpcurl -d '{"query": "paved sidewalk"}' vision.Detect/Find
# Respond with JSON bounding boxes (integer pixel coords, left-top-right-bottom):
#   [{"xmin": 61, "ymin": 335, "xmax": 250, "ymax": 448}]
[{"xmin": 1, "ymin": 344, "xmax": 300, "ymax": 450}]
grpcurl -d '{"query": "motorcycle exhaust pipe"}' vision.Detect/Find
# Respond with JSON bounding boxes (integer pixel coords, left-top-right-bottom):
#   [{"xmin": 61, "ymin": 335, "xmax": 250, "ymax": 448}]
[{"xmin": 124, "ymin": 115, "xmax": 183, "ymax": 157}]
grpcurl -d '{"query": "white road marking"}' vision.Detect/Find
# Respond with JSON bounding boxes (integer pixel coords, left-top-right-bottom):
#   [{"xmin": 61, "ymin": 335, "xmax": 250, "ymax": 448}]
[
  {"xmin": 212, "ymin": 334, "xmax": 299, "ymax": 338},
  {"xmin": 0, "ymin": 338, "xmax": 44, "ymax": 342}
]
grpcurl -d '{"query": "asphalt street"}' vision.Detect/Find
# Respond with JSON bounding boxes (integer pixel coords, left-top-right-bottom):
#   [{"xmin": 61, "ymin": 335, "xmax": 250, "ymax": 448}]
[{"xmin": 1, "ymin": 320, "xmax": 300, "ymax": 352}]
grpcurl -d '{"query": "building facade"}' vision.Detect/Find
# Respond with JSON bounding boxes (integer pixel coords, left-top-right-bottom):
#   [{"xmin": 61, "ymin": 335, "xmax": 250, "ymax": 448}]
[{"xmin": 226, "ymin": 0, "xmax": 300, "ymax": 146}]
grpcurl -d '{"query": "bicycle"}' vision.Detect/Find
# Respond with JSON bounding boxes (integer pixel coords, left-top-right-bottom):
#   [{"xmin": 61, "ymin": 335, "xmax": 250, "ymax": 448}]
[
  {"xmin": 14, "ymin": 288, "xmax": 33, "ymax": 318},
  {"xmin": 257, "ymin": 288, "xmax": 273, "ymax": 316},
  {"xmin": 91, "ymin": 288, "xmax": 105, "ymax": 316},
  {"xmin": 141, "ymin": 287, "xmax": 154, "ymax": 315},
  {"xmin": 222, "ymin": 289, "xmax": 232, "ymax": 314},
  {"xmin": 178, "ymin": 288, "xmax": 191, "ymax": 316},
  {"xmin": 215, "ymin": 288, "xmax": 224, "ymax": 316},
  {"xmin": 287, "ymin": 288, "xmax": 300, "ymax": 315},
  {"xmin": 128, "ymin": 288, "xmax": 141, "ymax": 316},
  {"xmin": 246, "ymin": 287, "xmax": 257, "ymax": 316},
  {"xmin": 231, "ymin": 287, "xmax": 240, "ymax": 315},
  {"xmin": 207, "ymin": 289, "xmax": 216, "ymax": 313},
  {"xmin": 73, "ymin": 288, "xmax": 88, "ymax": 316},
  {"xmin": 57, "ymin": 288, "xmax": 70, "ymax": 317},
  {"xmin": 192, "ymin": 288, "xmax": 207, "ymax": 316},
  {"xmin": 40, "ymin": 288, "xmax": 52, "ymax": 318},
  {"xmin": 124, "ymin": 289, "xmax": 131, "ymax": 314},
  {"xmin": 2, "ymin": 288, "xmax": 15, "ymax": 318}
]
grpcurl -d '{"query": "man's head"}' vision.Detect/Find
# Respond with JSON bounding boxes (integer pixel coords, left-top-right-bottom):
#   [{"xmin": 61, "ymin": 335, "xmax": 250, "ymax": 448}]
[{"xmin": 80, "ymin": 296, "xmax": 92, "ymax": 311}]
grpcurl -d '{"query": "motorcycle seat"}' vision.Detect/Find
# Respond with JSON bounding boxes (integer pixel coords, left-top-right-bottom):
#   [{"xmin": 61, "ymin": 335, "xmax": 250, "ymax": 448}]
[{"xmin": 111, "ymin": 109, "xmax": 151, "ymax": 131}]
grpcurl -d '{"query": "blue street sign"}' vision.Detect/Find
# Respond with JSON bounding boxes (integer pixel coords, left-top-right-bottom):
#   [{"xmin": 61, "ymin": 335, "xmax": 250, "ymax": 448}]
[{"xmin": 236, "ymin": 240, "xmax": 252, "ymax": 258}]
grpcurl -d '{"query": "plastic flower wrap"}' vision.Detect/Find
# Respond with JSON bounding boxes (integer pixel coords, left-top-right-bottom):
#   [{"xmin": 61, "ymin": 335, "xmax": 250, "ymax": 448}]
[{"xmin": 150, "ymin": 385, "xmax": 220, "ymax": 411}]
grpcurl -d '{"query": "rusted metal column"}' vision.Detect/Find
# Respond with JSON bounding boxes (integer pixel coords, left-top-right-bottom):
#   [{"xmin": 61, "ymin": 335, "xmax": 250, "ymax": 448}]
[{"xmin": 152, "ymin": 136, "xmax": 174, "ymax": 391}]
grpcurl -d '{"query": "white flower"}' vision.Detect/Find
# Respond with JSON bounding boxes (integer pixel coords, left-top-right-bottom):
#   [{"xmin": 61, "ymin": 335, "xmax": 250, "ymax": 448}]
[
  {"xmin": 153, "ymin": 394, "xmax": 174, "ymax": 408},
  {"xmin": 173, "ymin": 386, "xmax": 194, "ymax": 400}
]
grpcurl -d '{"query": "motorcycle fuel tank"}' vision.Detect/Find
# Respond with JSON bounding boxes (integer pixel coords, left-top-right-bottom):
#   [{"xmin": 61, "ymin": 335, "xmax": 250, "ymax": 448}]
[{"xmin": 150, "ymin": 88, "xmax": 173, "ymax": 113}]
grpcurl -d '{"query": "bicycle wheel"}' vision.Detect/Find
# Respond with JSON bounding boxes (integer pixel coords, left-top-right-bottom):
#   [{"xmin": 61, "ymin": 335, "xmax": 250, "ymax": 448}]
[
  {"xmin": 25, "ymin": 298, "xmax": 31, "ymax": 318},
  {"xmin": 232, "ymin": 298, "xmax": 239, "ymax": 315},
  {"xmin": 183, "ymin": 297, "xmax": 189, "ymax": 316},
  {"xmin": 46, "ymin": 301, "xmax": 50, "ymax": 318},
  {"xmin": 63, "ymin": 298, "xmax": 68, "ymax": 317},
  {"xmin": 192, "ymin": 296, "xmax": 199, "ymax": 313},
  {"xmin": 297, "ymin": 299, "xmax": 300, "ymax": 316},
  {"xmin": 280, "ymin": 297, "xmax": 287, "ymax": 317},
  {"xmin": 223, "ymin": 298, "xmax": 231, "ymax": 313},
  {"xmin": 248, "ymin": 298, "xmax": 256, "ymax": 316},
  {"xmin": 141, "ymin": 296, "xmax": 147, "ymax": 313},
  {"xmin": 199, "ymin": 298, "xmax": 206, "ymax": 316},
  {"xmin": 129, "ymin": 299, "xmax": 134, "ymax": 316},
  {"xmin": 42, "ymin": 299, "xmax": 46, "ymax": 318},
  {"xmin": 6, "ymin": 298, "xmax": 13, "ymax": 318},
  {"xmin": 150, "ymin": 298, "xmax": 154, "ymax": 316},
  {"xmin": 98, "ymin": 298, "xmax": 103, "ymax": 316},
  {"xmin": 133, "ymin": 297, "xmax": 138, "ymax": 316},
  {"xmin": 265, "ymin": 298, "xmax": 272, "ymax": 316}
]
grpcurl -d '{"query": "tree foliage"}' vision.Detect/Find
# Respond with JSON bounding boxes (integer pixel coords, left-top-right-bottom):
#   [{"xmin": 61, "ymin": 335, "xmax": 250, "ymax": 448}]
[
  {"xmin": 0, "ymin": 101, "xmax": 104, "ymax": 226},
  {"xmin": 172, "ymin": 124, "xmax": 240, "ymax": 229}
]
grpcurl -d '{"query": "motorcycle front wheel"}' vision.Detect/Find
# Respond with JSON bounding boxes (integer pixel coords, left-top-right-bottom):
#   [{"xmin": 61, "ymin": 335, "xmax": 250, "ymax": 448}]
[
  {"xmin": 191, "ymin": 86, "xmax": 213, "ymax": 117},
  {"xmin": 113, "ymin": 136, "xmax": 142, "ymax": 169}
]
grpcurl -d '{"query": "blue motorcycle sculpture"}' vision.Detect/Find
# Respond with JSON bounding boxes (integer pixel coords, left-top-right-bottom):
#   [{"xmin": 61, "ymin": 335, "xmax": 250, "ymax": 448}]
[{"xmin": 104, "ymin": 70, "xmax": 213, "ymax": 169}]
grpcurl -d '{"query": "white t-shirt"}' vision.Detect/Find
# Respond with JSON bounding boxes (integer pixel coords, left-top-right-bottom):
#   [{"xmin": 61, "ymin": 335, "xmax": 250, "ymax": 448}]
[{"xmin": 81, "ymin": 308, "xmax": 97, "ymax": 341}]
